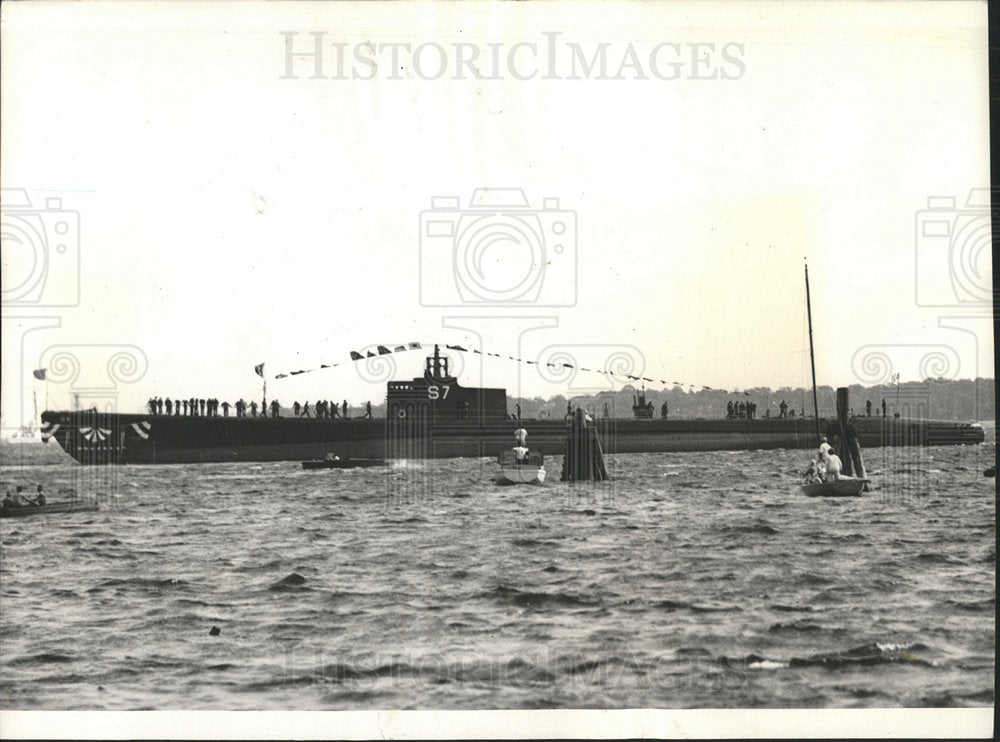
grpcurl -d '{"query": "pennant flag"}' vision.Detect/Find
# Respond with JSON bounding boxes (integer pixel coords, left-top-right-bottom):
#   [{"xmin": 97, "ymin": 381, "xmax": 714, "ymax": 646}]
[
  {"xmin": 291, "ymin": 370, "xmax": 306, "ymax": 375},
  {"xmin": 350, "ymin": 351, "xmax": 364, "ymax": 361},
  {"xmin": 33, "ymin": 368, "xmax": 46, "ymax": 380},
  {"xmin": 562, "ymin": 363, "xmax": 574, "ymax": 368},
  {"xmin": 473, "ymin": 349, "xmax": 482, "ymax": 354},
  {"xmin": 276, "ymin": 373, "xmax": 288, "ymax": 379},
  {"xmin": 446, "ymin": 344, "xmax": 467, "ymax": 351},
  {"xmin": 366, "ymin": 351, "xmax": 376, "ymax": 358},
  {"xmin": 377, "ymin": 346, "xmax": 392, "ymax": 355},
  {"xmin": 254, "ymin": 363, "xmax": 265, "ymax": 377},
  {"xmin": 320, "ymin": 364, "xmax": 330, "ymax": 369},
  {"xmin": 409, "ymin": 342, "xmax": 422, "ymax": 349},
  {"xmin": 394, "ymin": 346, "xmax": 406, "ymax": 352}
]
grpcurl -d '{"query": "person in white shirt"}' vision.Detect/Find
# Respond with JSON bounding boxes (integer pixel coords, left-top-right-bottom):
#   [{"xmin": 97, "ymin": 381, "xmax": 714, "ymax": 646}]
[
  {"xmin": 511, "ymin": 428, "xmax": 530, "ymax": 463},
  {"xmin": 818, "ymin": 436, "xmax": 832, "ymax": 461},
  {"xmin": 824, "ymin": 451, "xmax": 844, "ymax": 481}
]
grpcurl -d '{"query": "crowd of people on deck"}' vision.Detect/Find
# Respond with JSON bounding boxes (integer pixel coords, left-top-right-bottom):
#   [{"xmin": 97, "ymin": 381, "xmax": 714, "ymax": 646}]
[
  {"xmin": 727, "ymin": 400, "xmax": 759, "ymax": 419},
  {"xmin": 146, "ymin": 397, "xmax": 374, "ymax": 419},
  {"xmin": 739, "ymin": 397, "xmax": 892, "ymax": 421},
  {"xmin": 1, "ymin": 484, "xmax": 46, "ymax": 509}
]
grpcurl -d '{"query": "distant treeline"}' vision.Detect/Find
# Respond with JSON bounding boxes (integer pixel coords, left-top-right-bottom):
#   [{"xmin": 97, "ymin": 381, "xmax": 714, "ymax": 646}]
[{"xmin": 510, "ymin": 378, "xmax": 995, "ymax": 422}]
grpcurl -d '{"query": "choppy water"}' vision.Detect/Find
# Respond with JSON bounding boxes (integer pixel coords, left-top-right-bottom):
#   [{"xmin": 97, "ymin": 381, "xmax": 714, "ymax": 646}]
[{"xmin": 1, "ymin": 443, "xmax": 994, "ymax": 710}]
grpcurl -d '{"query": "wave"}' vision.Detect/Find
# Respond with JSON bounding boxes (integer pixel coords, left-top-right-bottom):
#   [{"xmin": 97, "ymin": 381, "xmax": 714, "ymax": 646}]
[
  {"xmin": 651, "ymin": 599, "xmax": 690, "ymax": 611},
  {"xmin": 8, "ymin": 652, "xmax": 76, "ymax": 666},
  {"xmin": 511, "ymin": 538, "xmax": 559, "ymax": 548},
  {"xmin": 87, "ymin": 577, "xmax": 191, "ymax": 593},
  {"xmin": 945, "ymin": 597, "xmax": 995, "ymax": 612},
  {"xmin": 915, "ymin": 553, "xmax": 969, "ymax": 566},
  {"xmin": 269, "ymin": 572, "xmax": 308, "ymax": 591},
  {"xmin": 481, "ymin": 584, "xmax": 600, "ymax": 610},
  {"xmin": 715, "ymin": 521, "xmax": 779, "ymax": 536},
  {"xmin": 734, "ymin": 642, "xmax": 934, "ymax": 671},
  {"xmin": 769, "ymin": 603, "xmax": 815, "ymax": 613},
  {"xmin": 768, "ymin": 621, "xmax": 825, "ymax": 632}
]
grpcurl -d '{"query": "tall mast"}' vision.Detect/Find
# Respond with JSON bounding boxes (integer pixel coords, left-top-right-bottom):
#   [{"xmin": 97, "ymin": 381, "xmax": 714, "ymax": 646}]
[{"xmin": 804, "ymin": 260, "xmax": 821, "ymax": 442}]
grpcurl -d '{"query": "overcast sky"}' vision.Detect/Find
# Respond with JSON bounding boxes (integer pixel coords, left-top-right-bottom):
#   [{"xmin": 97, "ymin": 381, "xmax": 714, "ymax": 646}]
[{"xmin": 1, "ymin": 1, "xmax": 991, "ymax": 426}]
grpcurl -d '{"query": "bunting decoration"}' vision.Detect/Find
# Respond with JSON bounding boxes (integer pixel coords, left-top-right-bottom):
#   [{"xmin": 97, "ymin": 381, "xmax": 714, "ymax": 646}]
[
  {"xmin": 266, "ymin": 341, "xmax": 727, "ymax": 392},
  {"xmin": 40, "ymin": 421, "xmax": 60, "ymax": 442},
  {"xmin": 131, "ymin": 421, "xmax": 152, "ymax": 440},
  {"xmin": 79, "ymin": 426, "xmax": 112, "ymax": 442},
  {"xmin": 254, "ymin": 363, "xmax": 265, "ymax": 377}
]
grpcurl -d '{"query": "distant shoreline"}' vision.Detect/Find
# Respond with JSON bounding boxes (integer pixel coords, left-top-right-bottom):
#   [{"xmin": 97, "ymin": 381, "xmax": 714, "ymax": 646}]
[{"xmin": 0, "ymin": 439, "xmax": 76, "ymax": 467}]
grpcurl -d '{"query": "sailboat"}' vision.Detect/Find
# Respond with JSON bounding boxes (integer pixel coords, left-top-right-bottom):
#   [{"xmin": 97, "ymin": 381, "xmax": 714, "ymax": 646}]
[{"xmin": 800, "ymin": 261, "xmax": 868, "ymax": 498}]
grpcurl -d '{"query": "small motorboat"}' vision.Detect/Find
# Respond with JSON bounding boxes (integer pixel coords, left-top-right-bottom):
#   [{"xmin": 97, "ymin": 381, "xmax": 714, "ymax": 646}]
[
  {"xmin": 495, "ymin": 450, "xmax": 546, "ymax": 485},
  {"xmin": 0, "ymin": 501, "xmax": 100, "ymax": 518},
  {"xmin": 800, "ymin": 478, "xmax": 868, "ymax": 498},
  {"xmin": 302, "ymin": 454, "xmax": 385, "ymax": 470}
]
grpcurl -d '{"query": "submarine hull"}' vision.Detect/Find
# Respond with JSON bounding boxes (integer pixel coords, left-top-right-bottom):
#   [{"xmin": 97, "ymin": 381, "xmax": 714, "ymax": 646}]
[{"xmin": 39, "ymin": 410, "xmax": 986, "ymax": 465}]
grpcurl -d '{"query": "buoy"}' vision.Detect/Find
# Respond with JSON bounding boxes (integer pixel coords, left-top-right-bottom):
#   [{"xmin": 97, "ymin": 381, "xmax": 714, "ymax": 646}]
[
  {"xmin": 561, "ymin": 408, "xmax": 608, "ymax": 482},
  {"xmin": 836, "ymin": 387, "xmax": 869, "ymax": 491}
]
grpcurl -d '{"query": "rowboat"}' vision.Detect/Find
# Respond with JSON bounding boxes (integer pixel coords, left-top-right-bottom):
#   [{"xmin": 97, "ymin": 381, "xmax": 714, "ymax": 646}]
[
  {"xmin": 800, "ymin": 478, "xmax": 867, "ymax": 497},
  {"xmin": 495, "ymin": 450, "xmax": 546, "ymax": 485},
  {"xmin": 0, "ymin": 501, "xmax": 99, "ymax": 518}
]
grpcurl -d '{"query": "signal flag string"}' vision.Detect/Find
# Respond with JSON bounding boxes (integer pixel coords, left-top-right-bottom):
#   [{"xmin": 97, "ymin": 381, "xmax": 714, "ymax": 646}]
[{"xmin": 267, "ymin": 342, "xmax": 731, "ymax": 393}]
